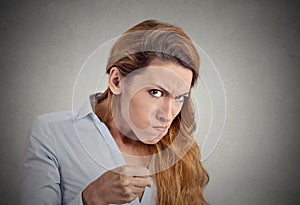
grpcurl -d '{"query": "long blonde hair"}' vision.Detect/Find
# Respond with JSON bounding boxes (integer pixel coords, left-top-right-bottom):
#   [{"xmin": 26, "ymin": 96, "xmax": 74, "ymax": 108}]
[{"xmin": 96, "ymin": 20, "xmax": 209, "ymax": 205}]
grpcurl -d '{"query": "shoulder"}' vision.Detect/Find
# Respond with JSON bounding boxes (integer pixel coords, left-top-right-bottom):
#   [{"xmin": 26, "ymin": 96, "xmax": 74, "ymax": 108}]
[
  {"xmin": 28, "ymin": 111, "xmax": 77, "ymax": 140},
  {"xmin": 32, "ymin": 111, "xmax": 74, "ymax": 128},
  {"xmin": 35, "ymin": 111, "xmax": 74, "ymax": 124},
  {"xmin": 26, "ymin": 111, "xmax": 78, "ymax": 157}
]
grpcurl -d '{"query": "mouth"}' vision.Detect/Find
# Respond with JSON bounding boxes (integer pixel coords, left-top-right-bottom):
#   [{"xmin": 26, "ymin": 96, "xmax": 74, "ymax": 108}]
[{"xmin": 152, "ymin": 125, "xmax": 169, "ymax": 132}]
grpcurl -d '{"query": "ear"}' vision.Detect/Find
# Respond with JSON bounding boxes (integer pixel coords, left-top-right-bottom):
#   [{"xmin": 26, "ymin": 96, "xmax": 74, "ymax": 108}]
[{"xmin": 108, "ymin": 67, "xmax": 122, "ymax": 95}]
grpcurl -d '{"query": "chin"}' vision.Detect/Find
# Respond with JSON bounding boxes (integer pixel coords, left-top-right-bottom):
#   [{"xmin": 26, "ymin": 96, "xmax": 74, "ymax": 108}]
[{"xmin": 141, "ymin": 134, "xmax": 164, "ymax": 145}]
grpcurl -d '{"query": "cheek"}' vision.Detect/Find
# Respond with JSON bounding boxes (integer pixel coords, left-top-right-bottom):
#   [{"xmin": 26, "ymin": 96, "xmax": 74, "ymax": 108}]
[
  {"xmin": 175, "ymin": 104, "xmax": 183, "ymax": 116},
  {"xmin": 128, "ymin": 97, "xmax": 152, "ymax": 130}
]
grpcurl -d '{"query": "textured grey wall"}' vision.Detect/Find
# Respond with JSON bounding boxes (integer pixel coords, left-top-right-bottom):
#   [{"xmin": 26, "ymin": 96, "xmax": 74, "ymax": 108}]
[{"xmin": 1, "ymin": 0, "xmax": 299, "ymax": 204}]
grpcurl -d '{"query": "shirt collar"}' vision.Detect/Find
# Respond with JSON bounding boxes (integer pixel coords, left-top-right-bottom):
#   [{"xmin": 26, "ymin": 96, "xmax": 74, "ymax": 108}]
[{"xmin": 74, "ymin": 92, "xmax": 102, "ymax": 119}]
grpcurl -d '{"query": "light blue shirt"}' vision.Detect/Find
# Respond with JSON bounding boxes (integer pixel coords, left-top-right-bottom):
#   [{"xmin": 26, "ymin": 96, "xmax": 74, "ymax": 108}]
[{"xmin": 20, "ymin": 93, "xmax": 156, "ymax": 205}]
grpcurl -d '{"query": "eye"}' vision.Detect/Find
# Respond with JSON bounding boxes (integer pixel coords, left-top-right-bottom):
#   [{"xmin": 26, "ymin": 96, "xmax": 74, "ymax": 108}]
[
  {"xmin": 149, "ymin": 89, "xmax": 163, "ymax": 98},
  {"xmin": 175, "ymin": 95, "xmax": 188, "ymax": 103}
]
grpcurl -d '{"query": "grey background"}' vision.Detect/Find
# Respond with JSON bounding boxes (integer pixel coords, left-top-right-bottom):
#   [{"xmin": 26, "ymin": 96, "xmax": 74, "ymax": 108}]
[{"xmin": 1, "ymin": 0, "xmax": 299, "ymax": 204}]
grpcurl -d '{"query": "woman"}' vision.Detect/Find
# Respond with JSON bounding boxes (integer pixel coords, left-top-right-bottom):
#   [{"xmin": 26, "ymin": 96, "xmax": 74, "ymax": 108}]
[{"xmin": 21, "ymin": 20, "xmax": 209, "ymax": 205}]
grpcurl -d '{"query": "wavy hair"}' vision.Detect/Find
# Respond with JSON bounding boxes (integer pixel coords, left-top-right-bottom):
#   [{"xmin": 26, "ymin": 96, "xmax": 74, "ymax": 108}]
[{"xmin": 96, "ymin": 19, "xmax": 209, "ymax": 205}]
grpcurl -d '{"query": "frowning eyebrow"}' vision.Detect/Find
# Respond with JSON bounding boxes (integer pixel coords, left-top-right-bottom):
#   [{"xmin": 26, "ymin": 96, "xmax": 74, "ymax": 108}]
[
  {"xmin": 149, "ymin": 84, "xmax": 190, "ymax": 97},
  {"xmin": 177, "ymin": 92, "xmax": 190, "ymax": 97}
]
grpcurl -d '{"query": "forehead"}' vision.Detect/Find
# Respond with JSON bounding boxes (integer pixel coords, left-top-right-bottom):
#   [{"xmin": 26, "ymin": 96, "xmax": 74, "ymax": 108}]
[
  {"xmin": 122, "ymin": 61, "xmax": 193, "ymax": 95},
  {"xmin": 149, "ymin": 59, "xmax": 193, "ymax": 85}
]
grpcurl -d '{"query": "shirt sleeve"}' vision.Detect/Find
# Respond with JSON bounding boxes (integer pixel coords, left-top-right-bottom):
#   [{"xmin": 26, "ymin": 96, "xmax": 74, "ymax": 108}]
[
  {"xmin": 20, "ymin": 116, "xmax": 62, "ymax": 205},
  {"xmin": 67, "ymin": 191, "xmax": 84, "ymax": 205}
]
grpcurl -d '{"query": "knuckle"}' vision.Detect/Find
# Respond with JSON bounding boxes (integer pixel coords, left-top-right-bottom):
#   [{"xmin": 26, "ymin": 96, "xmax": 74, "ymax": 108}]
[
  {"xmin": 121, "ymin": 166, "xmax": 129, "ymax": 173},
  {"xmin": 120, "ymin": 177, "xmax": 130, "ymax": 186},
  {"xmin": 136, "ymin": 178, "xmax": 146, "ymax": 186},
  {"xmin": 129, "ymin": 194, "xmax": 136, "ymax": 201},
  {"xmin": 122, "ymin": 187, "xmax": 133, "ymax": 198},
  {"xmin": 123, "ymin": 191, "xmax": 136, "ymax": 201}
]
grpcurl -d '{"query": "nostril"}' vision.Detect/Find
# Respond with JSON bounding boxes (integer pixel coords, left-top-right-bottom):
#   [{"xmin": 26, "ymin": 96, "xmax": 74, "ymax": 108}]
[
  {"xmin": 157, "ymin": 111, "xmax": 166, "ymax": 122},
  {"xmin": 151, "ymin": 107, "xmax": 167, "ymax": 122},
  {"xmin": 158, "ymin": 116, "xmax": 166, "ymax": 122}
]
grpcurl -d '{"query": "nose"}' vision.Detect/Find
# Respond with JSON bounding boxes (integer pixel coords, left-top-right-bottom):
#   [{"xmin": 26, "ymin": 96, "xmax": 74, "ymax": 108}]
[{"xmin": 156, "ymin": 98, "xmax": 179, "ymax": 123}]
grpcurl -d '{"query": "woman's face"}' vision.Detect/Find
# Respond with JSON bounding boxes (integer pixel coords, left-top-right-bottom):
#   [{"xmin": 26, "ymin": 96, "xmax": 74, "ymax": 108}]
[{"xmin": 113, "ymin": 59, "xmax": 193, "ymax": 144}]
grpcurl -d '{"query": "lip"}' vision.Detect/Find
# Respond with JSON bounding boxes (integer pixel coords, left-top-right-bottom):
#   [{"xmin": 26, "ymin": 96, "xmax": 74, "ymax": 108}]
[{"xmin": 152, "ymin": 126, "xmax": 168, "ymax": 132}]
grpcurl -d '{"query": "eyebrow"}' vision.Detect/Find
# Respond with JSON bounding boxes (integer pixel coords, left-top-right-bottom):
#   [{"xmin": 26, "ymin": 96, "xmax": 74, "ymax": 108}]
[{"xmin": 178, "ymin": 92, "xmax": 190, "ymax": 97}]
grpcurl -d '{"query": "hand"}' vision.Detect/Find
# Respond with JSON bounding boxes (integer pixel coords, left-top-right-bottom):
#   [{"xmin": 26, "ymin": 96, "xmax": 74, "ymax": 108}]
[{"xmin": 82, "ymin": 165, "xmax": 152, "ymax": 205}]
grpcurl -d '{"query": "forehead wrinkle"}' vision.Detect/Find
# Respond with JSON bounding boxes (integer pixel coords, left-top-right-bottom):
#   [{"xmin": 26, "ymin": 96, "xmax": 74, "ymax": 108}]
[
  {"xmin": 123, "ymin": 65, "xmax": 191, "ymax": 95},
  {"xmin": 148, "ymin": 71, "xmax": 190, "ymax": 93}
]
